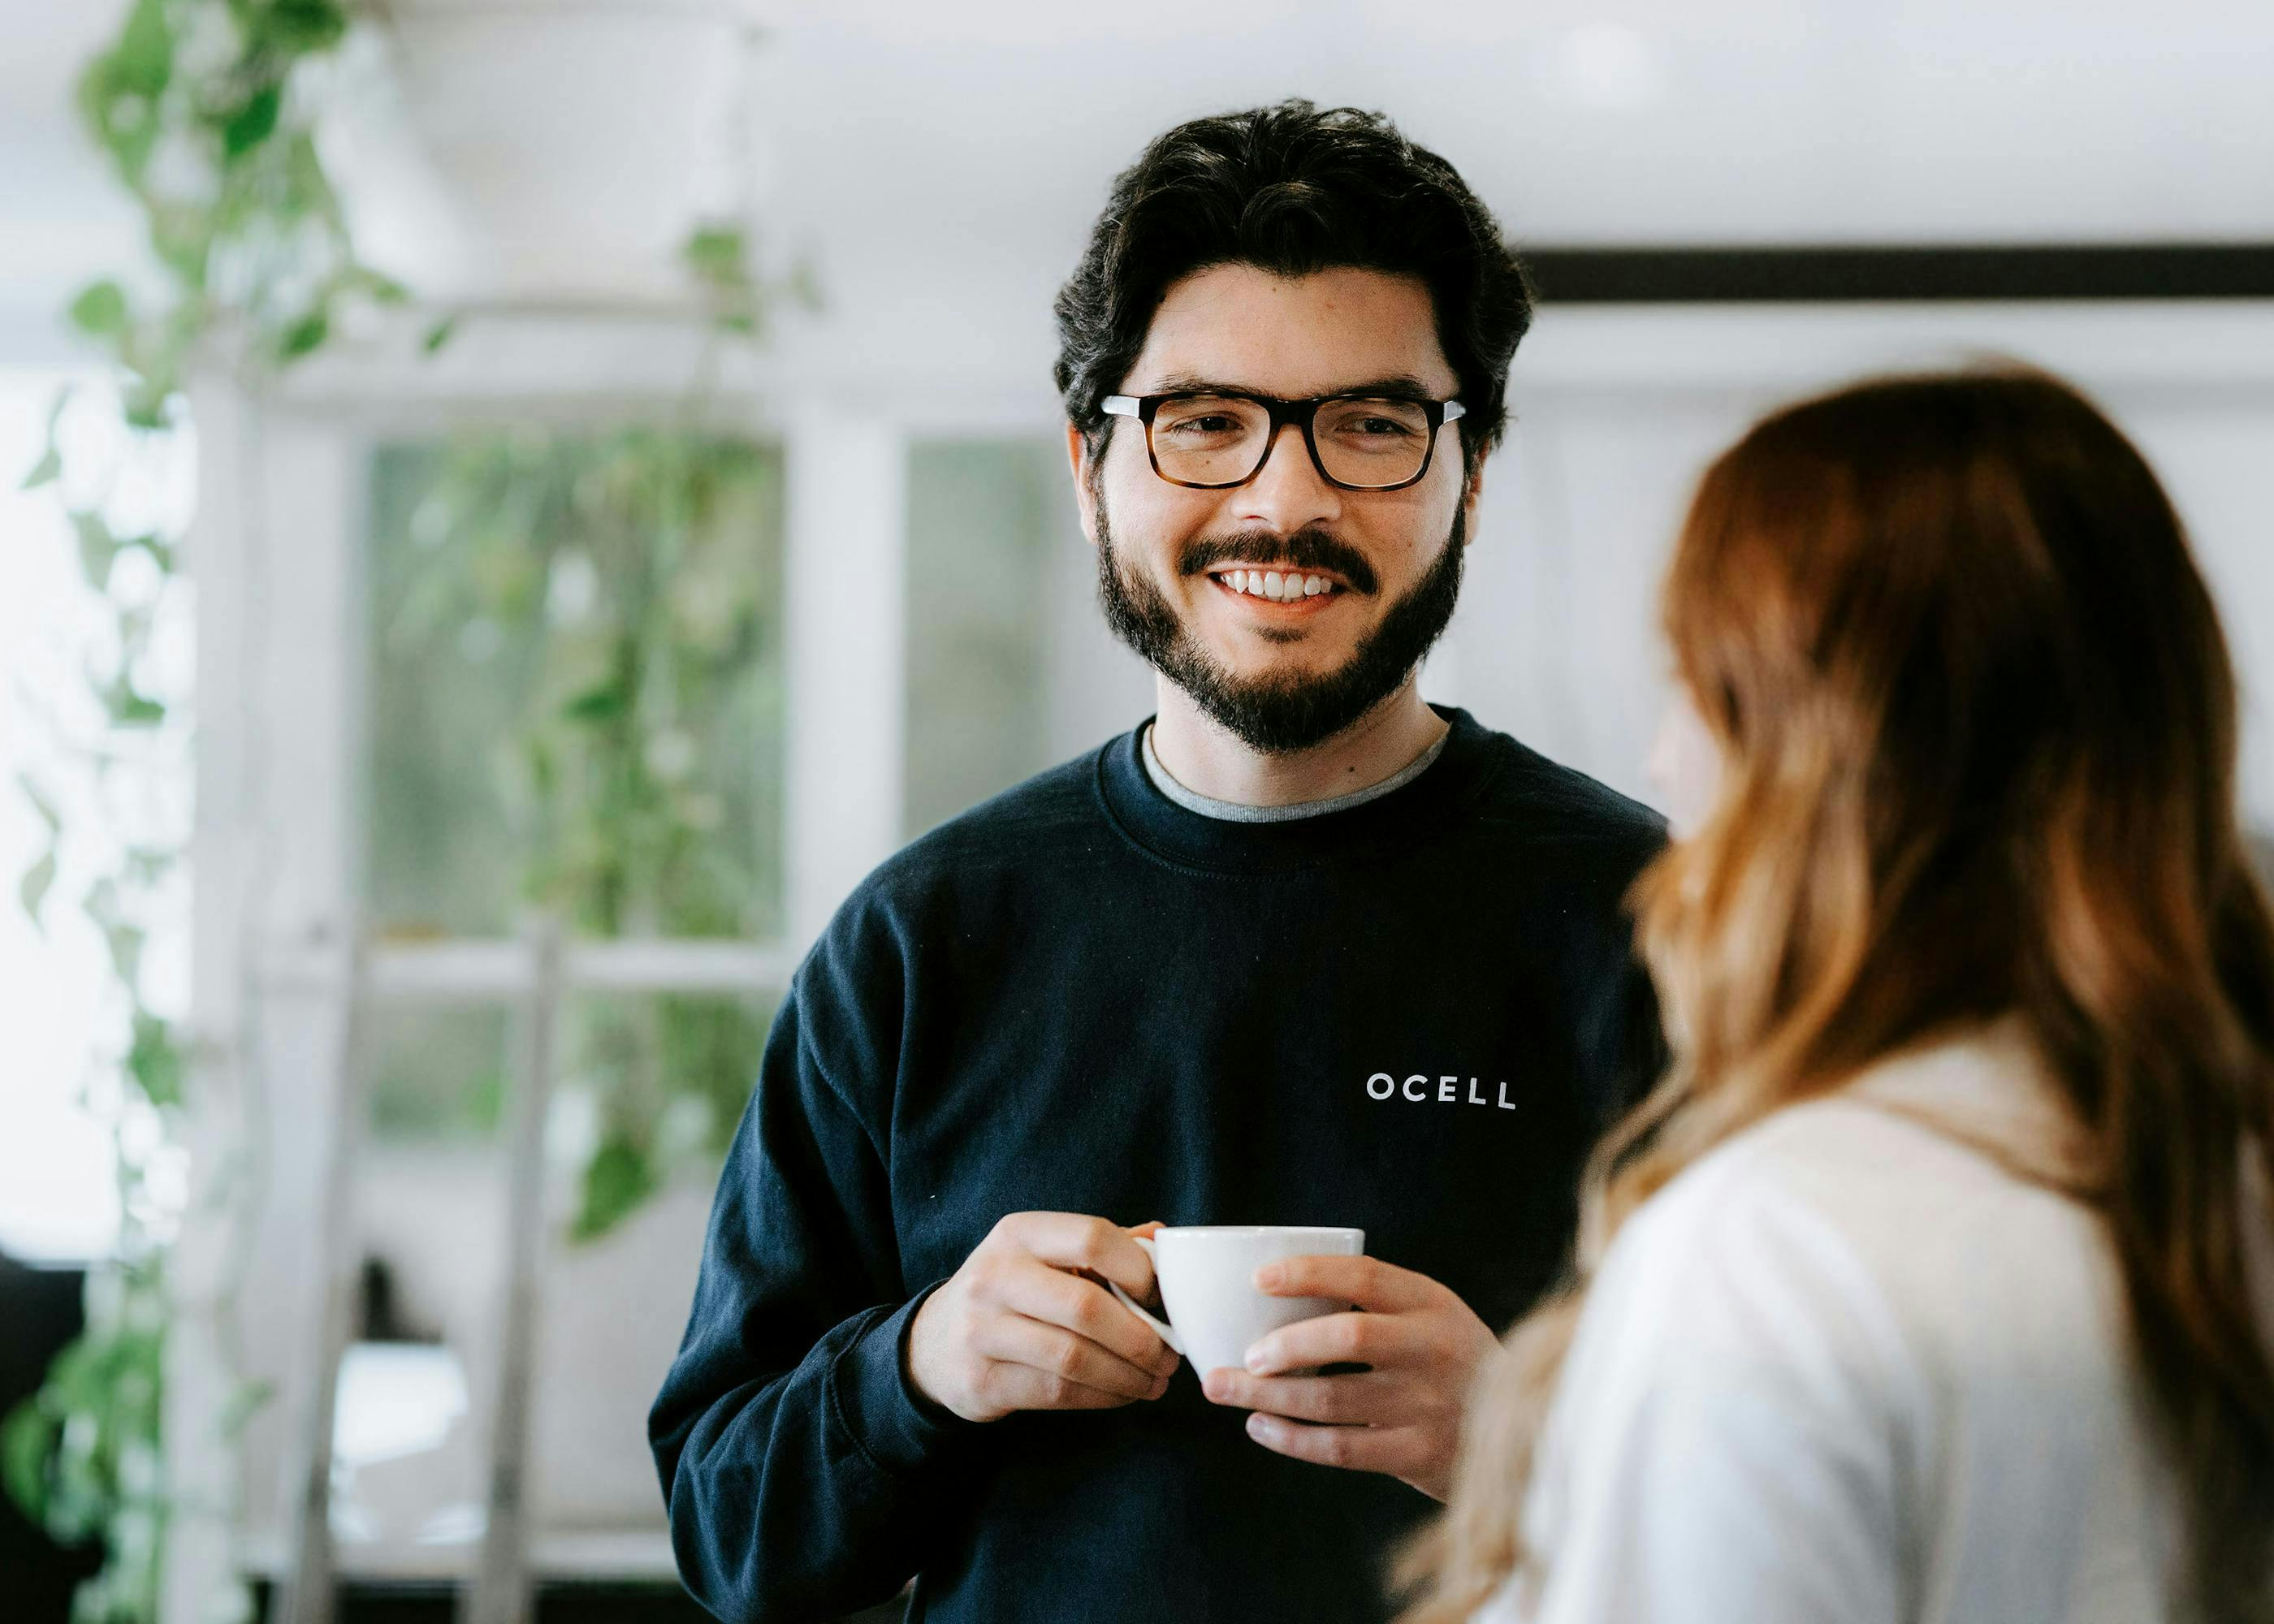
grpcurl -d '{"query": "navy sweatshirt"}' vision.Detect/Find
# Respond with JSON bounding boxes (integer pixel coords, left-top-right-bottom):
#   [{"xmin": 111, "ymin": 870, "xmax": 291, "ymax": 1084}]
[{"xmin": 649, "ymin": 708, "xmax": 1667, "ymax": 1624}]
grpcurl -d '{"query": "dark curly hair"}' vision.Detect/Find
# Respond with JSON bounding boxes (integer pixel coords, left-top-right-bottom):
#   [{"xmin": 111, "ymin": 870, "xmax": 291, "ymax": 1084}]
[{"xmin": 1053, "ymin": 100, "xmax": 1534, "ymax": 473}]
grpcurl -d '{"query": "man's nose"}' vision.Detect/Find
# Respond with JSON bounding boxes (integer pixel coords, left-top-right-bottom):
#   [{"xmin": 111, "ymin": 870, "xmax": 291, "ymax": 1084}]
[{"xmin": 1228, "ymin": 422, "xmax": 1342, "ymax": 537}]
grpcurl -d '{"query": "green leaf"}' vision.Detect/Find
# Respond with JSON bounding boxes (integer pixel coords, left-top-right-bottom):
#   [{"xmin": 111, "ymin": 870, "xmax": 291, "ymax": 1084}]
[
  {"xmin": 83, "ymin": 877, "xmax": 122, "ymax": 934},
  {"xmin": 148, "ymin": 202, "xmax": 213, "ymax": 292},
  {"xmin": 217, "ymin": 1380, "xmax": 275, "ymax": 1442},
  {"xmin": 75, "ymin": 513, "xmax": 118, "ymax": 592},
  {"xmin": 421, "ymin": 313, "xmax": 460, "ymax": 355},
  {"xmin": 525, "ymin": 734, "xmax": 557, "ymax": 798},
  {"xmin": 263, "ymin": 0, "xmax": 352, "ymax": 54},
  {"xmin": 107, "ymin": 923, "xmax": 146, "ymax": 995},
  {"xmin": 20, "ymin": 447, "xmax": 61, "ymax": 490},
  {"xmin": 220, "ymin": 86, "xmax": 282, "ymax": 158},
  {"xmin": 127, "ymin": 1013, "xmax": 180, "ymax": 1107},
  {"xmin": 681, "ymin": 223, "xmax": 749, "ymax": 288},
  {"xmin": 562, "ymin": 683, "xmax": 628, "ymax": 723},
  {"xmin": 67, "ymin": 281, "xmax": 129, "ymax": 339},
  {"xmin": 276, "ymin": 311, "xmax": 329, "ymax": 361},
  {"xmin": 109, "ymin": 0, "xmax": 175, "ymax": 100},
  {"xmin": 573, "ymin": 1133, "xmax": 659, "ymax": 1242},
  {"xmin": 18, "ymin": 849, "xmax": 57, "ymax": 931},
  {"xmin": 17, "ymin": 774, "xmax": 61, "ymax": 836},
  {"xmin": 122, "ymin": 533, "xmax": 175, "ymax": 575},
  {"xmin": 102, "ymin": 679, "xmax": 166, "ymax": 728},
  {"xmin": 2, "ymin": 1394, "xmax": 58, "ymax": 1526},
  {"xmin": 340, "ymin": 266, "xmax": 411, "ymax": 307},
  {"xmin": 123, "ymin": 380, "xmax": 173, "ymax": 431}
]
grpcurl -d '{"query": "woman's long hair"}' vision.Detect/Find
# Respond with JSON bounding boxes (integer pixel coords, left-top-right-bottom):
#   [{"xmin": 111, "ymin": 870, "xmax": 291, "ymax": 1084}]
[{"xmin": 1397, "ymin": 367, "xmax": 2274, "ymax": 1623}]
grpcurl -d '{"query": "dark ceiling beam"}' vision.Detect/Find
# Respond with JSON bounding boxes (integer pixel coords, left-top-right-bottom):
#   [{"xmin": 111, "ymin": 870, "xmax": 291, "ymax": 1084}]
[{"xmin": 1521, "ymin": 244, "xmax": 2274, "ymax": 304}]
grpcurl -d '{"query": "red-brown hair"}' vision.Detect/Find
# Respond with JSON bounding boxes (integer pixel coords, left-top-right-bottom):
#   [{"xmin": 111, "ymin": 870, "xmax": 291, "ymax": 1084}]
[{"xmin": 1399, "ymin": 366, "xmax": 2274, "ymax": 1622}]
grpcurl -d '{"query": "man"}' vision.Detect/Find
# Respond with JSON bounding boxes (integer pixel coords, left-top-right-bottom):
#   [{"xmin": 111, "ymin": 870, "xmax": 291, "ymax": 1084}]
[{"xmin": 651, "ymin": 101, "xmax": 1666, "ymax": 1624}]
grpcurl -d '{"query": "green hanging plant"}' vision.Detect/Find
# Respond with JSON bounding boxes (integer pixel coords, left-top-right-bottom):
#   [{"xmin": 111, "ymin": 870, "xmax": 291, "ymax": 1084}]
[
  {"xmin": 11, "ymin": 6, "xmax": 816, "ymax": 1617},
  {"xmin": 369, "ymin": 201, "xmax": 815, "ymax": 1244},
  {"xmin": 369, "ymin": 410, "xmax": 796, "ymax": 1242},
  {"xmin": 6, "ymin": 3, "xmax": 394, "ymax": 1622}
]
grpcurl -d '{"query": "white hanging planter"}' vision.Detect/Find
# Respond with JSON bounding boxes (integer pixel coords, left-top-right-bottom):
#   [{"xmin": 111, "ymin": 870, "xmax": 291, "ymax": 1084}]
[{"xmin": 323, "ymin": 0, "xmax": 767, "ymax": 308}]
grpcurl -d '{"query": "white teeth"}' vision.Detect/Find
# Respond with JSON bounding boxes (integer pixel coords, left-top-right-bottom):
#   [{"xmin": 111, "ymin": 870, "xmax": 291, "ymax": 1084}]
[{"xmin": 1223, "ymin": 568, "xmax": 1338, "ymax": 600}]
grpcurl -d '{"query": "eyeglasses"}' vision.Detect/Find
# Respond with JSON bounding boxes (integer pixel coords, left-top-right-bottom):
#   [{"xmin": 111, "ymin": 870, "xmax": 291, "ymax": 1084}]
[{"xmin": 1101, "ymin": 391, "xmax": 1466, "ymax": 493}]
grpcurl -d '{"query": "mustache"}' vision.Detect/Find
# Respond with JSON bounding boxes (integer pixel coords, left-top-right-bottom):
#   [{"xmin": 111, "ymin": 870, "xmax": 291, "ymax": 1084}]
[{"xmin": 1176, "ymin": 529, "xmax": 1381, "ymax": 596}]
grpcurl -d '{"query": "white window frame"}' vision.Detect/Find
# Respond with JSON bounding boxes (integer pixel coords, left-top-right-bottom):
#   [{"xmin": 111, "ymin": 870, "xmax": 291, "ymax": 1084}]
[{"xmin": 171, "ymin": 338, "xmax": 930, "ymax": 1619}]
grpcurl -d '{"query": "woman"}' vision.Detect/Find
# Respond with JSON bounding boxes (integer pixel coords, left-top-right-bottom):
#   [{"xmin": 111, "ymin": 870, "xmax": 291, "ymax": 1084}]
[{"xmin": 1399, "ymin": 368, "xmax": 2274, "ymax": 1624}]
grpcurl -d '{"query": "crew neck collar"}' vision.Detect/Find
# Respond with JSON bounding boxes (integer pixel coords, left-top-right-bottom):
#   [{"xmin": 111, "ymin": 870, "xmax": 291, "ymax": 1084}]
[
  {"xmin": 1096, "ymin": 704, "xmax": 1502, "ymax": 874},
  {"xmin": 1140, "ymin": 719, "xmax": 1451, "ymax": 823}
]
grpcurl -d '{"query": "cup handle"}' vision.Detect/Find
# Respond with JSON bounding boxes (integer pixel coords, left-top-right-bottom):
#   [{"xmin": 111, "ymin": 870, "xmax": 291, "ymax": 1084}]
[{"xmin": 1107, "ymin": 1235, "xmax": 1182, "ymax": 1358}]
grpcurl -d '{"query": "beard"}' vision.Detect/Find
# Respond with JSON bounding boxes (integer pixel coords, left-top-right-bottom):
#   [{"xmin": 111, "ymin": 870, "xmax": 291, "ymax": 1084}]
[{"xmin": 1095, "ymin": 499, "xmax": 1466, "ymax": 756}]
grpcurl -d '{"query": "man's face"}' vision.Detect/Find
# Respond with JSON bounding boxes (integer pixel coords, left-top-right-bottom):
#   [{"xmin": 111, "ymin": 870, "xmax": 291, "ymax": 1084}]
[{"xmin": 1070, "ymin": 264, "xmax": 1481, "ymax": 754}]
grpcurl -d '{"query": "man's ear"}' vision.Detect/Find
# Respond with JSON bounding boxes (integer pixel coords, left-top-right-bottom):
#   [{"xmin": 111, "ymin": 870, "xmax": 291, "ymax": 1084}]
[
  {"xmin": 1459, "ymin": 456, "xmax": 1486, "ymax": 545},
  {"xmin": 1066, "ymin": 422, "xmax": 1100, "ymax": 547}
]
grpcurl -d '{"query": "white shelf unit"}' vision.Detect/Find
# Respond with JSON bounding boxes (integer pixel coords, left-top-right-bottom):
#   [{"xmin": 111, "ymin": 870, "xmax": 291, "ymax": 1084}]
[{"xmin": 270, "ymin": 926, "xmax": 793, "ymax": 1624}]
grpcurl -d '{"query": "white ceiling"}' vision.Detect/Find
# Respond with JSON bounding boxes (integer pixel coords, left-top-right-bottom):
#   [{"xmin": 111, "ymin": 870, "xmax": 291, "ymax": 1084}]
[{"xmin": 5, "ymin": 0, "xmax": 2273, "ymax": 369}]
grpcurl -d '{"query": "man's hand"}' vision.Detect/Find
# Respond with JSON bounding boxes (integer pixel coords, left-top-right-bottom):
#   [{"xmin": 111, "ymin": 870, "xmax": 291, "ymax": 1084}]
[
  {"xmin": 1198, "ymin": 1255, "xmax": 1504, "ymax": 1502},
  {"xmin": 907, "ymin": 1213, "xmax": 1179, "ymax": 1423}
]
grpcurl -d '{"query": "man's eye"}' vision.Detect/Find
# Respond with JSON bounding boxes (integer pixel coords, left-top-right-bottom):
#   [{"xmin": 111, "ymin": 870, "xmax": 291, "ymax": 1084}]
[
  {"xmin": 1351, "ymin": 417, "xmax": 1416, "ymax": 438},
  {"xmin": 1163, "ymin": 416, "xmax": 1239, "ymax": 435}
]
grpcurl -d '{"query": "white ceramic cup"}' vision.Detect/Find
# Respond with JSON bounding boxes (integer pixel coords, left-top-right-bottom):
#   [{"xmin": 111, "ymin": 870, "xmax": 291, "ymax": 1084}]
[{"xmin": 1107, "ymin": 1224, "xmax": 1365, "ymax": 1376}]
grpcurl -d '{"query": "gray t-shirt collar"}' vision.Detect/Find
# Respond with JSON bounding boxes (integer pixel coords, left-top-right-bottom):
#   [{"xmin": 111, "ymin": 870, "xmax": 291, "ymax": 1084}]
[{"xmin": 1139, "ymin": 720, "xmax": 1450, "ymax": 823}]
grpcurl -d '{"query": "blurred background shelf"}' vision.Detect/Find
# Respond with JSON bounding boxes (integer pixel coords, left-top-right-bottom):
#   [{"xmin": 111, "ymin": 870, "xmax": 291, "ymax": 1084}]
[{"xmin": 240, "ymin": 1528, "xmax": 679, "ymax": 1585}]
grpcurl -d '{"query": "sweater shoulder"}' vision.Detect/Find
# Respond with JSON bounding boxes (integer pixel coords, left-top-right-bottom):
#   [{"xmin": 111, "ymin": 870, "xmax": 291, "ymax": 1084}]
[
  {"xmin": 1465, "ymin": 728, "xmax": 1668, "ymax": 863},
  {"xmin": 1479, "ymin": 732, "xmax": 1667, "ymax": 836},
  {"xmin": 819, "ymin": 743, "xmax": 1113, "ymax": 945},
  {"xmin": 789, "ymin": 746, "xmax": 1115, "ymax": 1086},
  {"xmin": 884, "ymin": 746, "xmax": 1109, "ymax": 884}
]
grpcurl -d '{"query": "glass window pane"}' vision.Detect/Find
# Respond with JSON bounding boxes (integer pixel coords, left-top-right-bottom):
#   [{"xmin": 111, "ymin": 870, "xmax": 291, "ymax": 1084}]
[
  {"xmin": 364, "ymin": 433, "xmax": 786, "ymax": 940},
  {"xmin": 552, "ymin": 991, "xmax": 777, "ymax": 1242},
  {"xmin": 531, "ymin": 991, "xmax": 772, "ymax": 1536},
  {"xmin": 368, "ymin": 1004, "xmax": 509, "ymax": 1144},
  {"xmin": 352, "ymin": 988, "xmax": 776, "ymax": 1555},
  {"xmin": 345, "ymin": 1005, "xmax": 514, "ymax": 1568},
  {"xmin": 903, "ymin": 438, "xmax": 1069, "ymax": 836}
]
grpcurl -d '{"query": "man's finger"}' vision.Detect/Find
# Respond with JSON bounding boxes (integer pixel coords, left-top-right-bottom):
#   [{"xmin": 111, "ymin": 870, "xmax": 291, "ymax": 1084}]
[
  {"xmin": 979, "ymin": 1311, "xmax": 1170, "ymax": 1401},
  {"xmin": 1243, "ymin": 1308, "xmax": 1428, "ymax": 1376},
  {"xmin": 996, "ymin": 1266, "xmax": 1178, "ymax": 1379},
  {"xmin": 1252, "ymin": 1253, "xmax": 1434, "ymax": 1312},
  {"xmin": 1000, "ymin": 1212, "xmax": 1159, "ymax": 1301},
  {"xmin": 1243, "ymin": 1412, "xmax": 1424, "ymax": 1476},
  {"xmin": 984, "ymin": 1359, "xmax": 1151, "ymax": 1414},
  {"xmin": 1199, "ymin": 1367, "xmax": 1408, "ymax": 1425}
]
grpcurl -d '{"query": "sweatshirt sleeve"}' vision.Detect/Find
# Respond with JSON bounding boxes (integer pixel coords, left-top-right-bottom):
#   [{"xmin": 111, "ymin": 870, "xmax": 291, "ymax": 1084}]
[
  {"xmin": 1584, "ymin": 941, "xmax": 1670, "ymax": 1120},
  {"xmin": 648, "ymin": 940, "xmax": 967, "ymax": 1622},
  {"xmin": 1574, "ymin": 821, "xmax": 1672, "ymax": 1123}
]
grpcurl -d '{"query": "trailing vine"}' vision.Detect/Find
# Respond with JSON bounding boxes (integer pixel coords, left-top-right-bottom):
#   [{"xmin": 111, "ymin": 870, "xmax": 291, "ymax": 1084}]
[
  {"xmin": 368, "ymin": 414, "xmax": 789, "ymax": 1240},
  {"xmin": 7, "ymin": 6, "xmax": 806, "ymax": 1618},
  {"xmin": 4, "ymin": 3, "xmax": 400, "ymax": 1621}
]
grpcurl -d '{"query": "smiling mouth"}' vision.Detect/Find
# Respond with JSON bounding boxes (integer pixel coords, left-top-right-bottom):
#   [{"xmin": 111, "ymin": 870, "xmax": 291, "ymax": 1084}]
[{"xmin": 1204, "ymin": 566, "xmax": 1351, "ymax": 605}]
